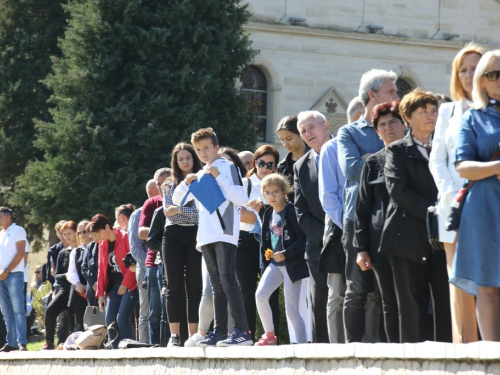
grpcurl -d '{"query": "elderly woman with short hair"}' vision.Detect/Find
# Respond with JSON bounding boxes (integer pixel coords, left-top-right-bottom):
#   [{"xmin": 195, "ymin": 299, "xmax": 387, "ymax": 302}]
[
  {"xmin": 381, "ymin": 90, "xmax": 452, "ymax": 343},
  {"xmin": 452, "ymin": 50, "xmax": 500, "ymax": 342}
]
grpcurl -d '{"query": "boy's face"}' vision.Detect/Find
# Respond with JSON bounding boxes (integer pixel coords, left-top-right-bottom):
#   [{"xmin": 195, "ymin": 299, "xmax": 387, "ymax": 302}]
[{"xmin": 193, "ymin": 138, "xmax": 219, "ymax": 165}]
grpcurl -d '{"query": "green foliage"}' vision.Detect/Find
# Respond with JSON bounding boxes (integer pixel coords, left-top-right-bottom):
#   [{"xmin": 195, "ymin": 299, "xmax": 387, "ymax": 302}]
[
  {"xmin": 31, "ymin": 281, "xmax": 52, "ymax": 328},
  {"xmin": 0, "ymin": 0, "xmax": 68, "ymax": 249},
  {"xmin": 11, "ymin": 0, "xmax": 257, "ymax": 232}
]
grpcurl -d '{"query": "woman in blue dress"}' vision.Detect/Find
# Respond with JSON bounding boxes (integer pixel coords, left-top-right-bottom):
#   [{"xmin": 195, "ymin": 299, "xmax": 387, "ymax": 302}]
[{"xmin": 453, "ymin": 50, "xmax": 500, "ymax": 341}]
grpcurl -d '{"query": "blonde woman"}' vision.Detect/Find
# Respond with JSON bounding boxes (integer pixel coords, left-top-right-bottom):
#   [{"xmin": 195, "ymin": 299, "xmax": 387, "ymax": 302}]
[
  {"xmin": 429, "ymin": 43, "xmax": 484, "ymax": 343},
  {"xmin": 452, "ymin": 50, "xmax": 500, "ymax": 342}
]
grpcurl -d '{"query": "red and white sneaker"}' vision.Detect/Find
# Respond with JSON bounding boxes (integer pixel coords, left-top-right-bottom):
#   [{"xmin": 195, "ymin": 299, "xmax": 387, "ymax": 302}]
[{"xmin": 254, "ymin": 332, "xmax": 277, "ymax": 346}]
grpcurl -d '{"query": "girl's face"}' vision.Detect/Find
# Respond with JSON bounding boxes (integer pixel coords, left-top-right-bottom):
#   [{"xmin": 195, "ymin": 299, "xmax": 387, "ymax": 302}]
[
  {"xmin": 177, "ymin": 149, "xmax": 194, "ymax": 175},
  {"xmin": 77, "ymin": 224, "xmax": 91, "ymax": 246},
  {"xmin": 62, "ymin": 228, "xmax": 77, "ymax": 247},
  {"xmin": 262, "ymin": 183, "xmax": 286, "ymax": 208},
  {"xmin": 277, "ymin": 129, "xmax": 304, "ymax": 154},
  {"xmin": 255, "ymin": 153, "xmax": 277, "ymax": 180}
]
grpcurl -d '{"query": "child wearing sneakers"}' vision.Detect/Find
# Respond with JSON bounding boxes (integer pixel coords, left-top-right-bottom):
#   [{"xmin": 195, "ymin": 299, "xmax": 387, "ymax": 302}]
[
  {"xmin": 173, "ymin": 127, "xmax": 252, "ymax": 347},
  {"xmin": 250, "ymin": 173, "xmax": 309, "ymax": 345}
]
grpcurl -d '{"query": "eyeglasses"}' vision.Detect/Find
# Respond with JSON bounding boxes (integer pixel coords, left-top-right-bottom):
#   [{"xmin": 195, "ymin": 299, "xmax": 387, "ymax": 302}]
[
  {"xmin": 262, "ymin": 189, "xmax": 283, "ymax": 197},
  {"xmin": 76, "ymin": 230, "xmax": 87, "ymax": 236},
  {"xmin": 483, "ymin": 70, "xmax": 500, "ymax": 81},
  {"xmin": 256, "ymin": 160, "xmax": 276, "ymax": 171}
]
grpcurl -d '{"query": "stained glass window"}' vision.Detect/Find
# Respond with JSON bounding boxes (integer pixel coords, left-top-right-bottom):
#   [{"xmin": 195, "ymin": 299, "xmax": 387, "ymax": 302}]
[
  {"xmin": 240, "ymin": 66, "xmax": 268, "ymax": 142},
  {"xmin": 396, "ymin": 78, "xmax": 413, "ymax": 100}
]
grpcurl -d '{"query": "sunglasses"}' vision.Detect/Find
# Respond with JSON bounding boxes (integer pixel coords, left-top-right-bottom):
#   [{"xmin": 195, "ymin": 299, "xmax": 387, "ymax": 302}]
[
  {"xmin": 76, "ymin": 230, "xmax": 87, "ymax": 236},
  {"xmin": 256, "ymin": 160, "xmax": 276, "ymax": 171},
  {"xmin": 483, "ymin": 70, "xmax": 500, "ymax": 81}
]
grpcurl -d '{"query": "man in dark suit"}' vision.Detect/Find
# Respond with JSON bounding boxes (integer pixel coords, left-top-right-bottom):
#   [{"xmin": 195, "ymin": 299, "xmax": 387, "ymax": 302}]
[{"xmin": 293, "ymin": 110, "xmax": 332, "ymax": 343}]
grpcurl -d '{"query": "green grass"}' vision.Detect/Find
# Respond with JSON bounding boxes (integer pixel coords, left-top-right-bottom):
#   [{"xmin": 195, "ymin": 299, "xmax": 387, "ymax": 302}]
[{"xmin": 27, "ymin": 339, "xmax": 45, "ymax": 351}]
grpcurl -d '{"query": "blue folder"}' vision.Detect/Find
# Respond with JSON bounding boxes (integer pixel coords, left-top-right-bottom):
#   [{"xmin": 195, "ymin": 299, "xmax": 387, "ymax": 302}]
[{"xmin": 180, "ymin": 173, "xmax": 226, "ymax": 214}]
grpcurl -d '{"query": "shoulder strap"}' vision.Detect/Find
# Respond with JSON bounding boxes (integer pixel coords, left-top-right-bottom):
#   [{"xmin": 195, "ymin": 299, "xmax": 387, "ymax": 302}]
[{"xmin": 246, "ymin": 178, "xmax": 252, "ymax": 197}]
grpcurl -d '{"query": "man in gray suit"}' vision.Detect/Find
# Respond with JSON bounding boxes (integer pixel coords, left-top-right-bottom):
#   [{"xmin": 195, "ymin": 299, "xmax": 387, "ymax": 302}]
[{"xmin": 293, "ymin": 110, "xmax": 333, "ymax": 343}]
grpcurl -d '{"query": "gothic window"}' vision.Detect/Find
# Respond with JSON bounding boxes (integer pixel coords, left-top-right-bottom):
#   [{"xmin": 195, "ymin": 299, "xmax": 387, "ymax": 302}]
[
  {"xmin": 240, "ymin": 66, "xmax": 268, "ymax": 142},
  {"xmin": 396, "ymin": 78, "xmax": 413, "ymax": 99}
]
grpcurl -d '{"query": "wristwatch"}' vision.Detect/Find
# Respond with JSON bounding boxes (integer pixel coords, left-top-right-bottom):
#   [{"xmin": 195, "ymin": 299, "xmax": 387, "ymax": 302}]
[{"xmin": 4, "ymin": 269, "xmax": 10, "ymax": 275}]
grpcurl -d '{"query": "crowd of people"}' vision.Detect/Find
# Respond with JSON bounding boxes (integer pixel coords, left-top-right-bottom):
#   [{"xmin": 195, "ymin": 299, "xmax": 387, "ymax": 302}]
[{"xmin": 0, "ymin": 42, "xmax": 499, "ymax": 351}]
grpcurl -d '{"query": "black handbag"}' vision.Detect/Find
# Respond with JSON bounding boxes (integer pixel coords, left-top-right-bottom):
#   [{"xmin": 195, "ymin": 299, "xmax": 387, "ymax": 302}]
[
  {"xmin": 427, "ymin": 205, "xmax": 444, "ymax": 251},
  {"xmin": 446, "ymin": 147, "xmax": 500, "ymax": 232}
]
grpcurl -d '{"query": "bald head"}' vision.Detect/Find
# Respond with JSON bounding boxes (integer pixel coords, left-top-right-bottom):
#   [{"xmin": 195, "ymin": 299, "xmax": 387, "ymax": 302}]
[
  {"xmin": 145, "ymin": 179, "xmax": 160, "ymax": 198},
  {"xmin": 238, "ymin": 151, "xmax": 254, "ymax": 171}
]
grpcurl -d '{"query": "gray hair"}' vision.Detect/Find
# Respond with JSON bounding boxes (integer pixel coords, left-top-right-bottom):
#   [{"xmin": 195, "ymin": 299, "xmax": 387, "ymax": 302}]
[
  {"xmin": 297, "ymin": 110, "xmax": 327, "ymax": 128},
  {"xmin": 472, "ymin": 50, "xmax": 500, "ymax": 109},
  {"xmin": 154, "ymin": 167, "xmax": 171, "ymax": 180},
  {"xmin": 358, "ymin": 69, "xmax": 398, "ymax": 105},
  {"xmin": 346, "ymin": 96, "xmax": 364, "ymax": 123}
]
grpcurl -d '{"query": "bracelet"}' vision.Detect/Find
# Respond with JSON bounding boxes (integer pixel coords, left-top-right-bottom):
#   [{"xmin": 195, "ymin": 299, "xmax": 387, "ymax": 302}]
[{"xmin": 177, "ymin": 206, "xmax": 180, "ymax": 214}]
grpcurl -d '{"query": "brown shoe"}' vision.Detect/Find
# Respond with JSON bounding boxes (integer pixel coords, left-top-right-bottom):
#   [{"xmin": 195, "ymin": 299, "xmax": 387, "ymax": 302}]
[
  {"xmin": 18, "ymin": 344, "xmax": 27, "ymax": 351},
  {"xmin": 41, "ymin": 341, "xmax": 55, "ymax": 350},
  {"xmin": 0, "ymin": 344, "xmax": 18, "ymax": 352}
]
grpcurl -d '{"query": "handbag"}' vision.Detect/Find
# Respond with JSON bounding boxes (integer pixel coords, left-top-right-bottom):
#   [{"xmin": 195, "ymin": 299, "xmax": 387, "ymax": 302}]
[
  {"xmin": 83, "ymin": 305, "xmax": 106, "ymax": 329},
  {"xmin": 74, "ymin": 322, "xmax": 117, "ymax": 350},
  {"xmin": 446, "ymin": 147, "xmax": 500, "ymax": 231},
  {"xmin": 427, "ymin": 205, "xmax": 444, "ymax": 251}
]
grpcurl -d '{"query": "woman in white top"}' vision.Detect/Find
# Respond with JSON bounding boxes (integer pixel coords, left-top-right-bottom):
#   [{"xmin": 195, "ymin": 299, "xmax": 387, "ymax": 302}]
[{"xmin": 429, "ymin": 43, "xmax": 484, "ymax": 343}]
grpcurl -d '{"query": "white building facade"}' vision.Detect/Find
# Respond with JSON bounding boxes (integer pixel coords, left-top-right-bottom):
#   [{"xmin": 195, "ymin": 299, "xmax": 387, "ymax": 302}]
[{"xmin": 241, "ymin": 0, "xmax": 500, "ymax": 143}]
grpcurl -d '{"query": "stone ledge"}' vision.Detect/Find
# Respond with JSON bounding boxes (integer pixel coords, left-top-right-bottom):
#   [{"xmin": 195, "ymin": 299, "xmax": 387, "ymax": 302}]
[{"xmin": 2, "ymin": 342, "xmax": 500, "ymax": 362}]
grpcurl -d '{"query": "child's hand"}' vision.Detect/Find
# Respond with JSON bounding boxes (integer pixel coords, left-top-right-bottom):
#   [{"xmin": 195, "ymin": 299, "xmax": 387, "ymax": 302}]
[
  {"xmin": 206, "ymin": 166, "xmax": 220, "ymax": 178},
  {"xmin": 272, "ymin": 251, "xmax": 285, "ymax": 262},
  {"xmin": 265, "ymin": 249, "xmax": 273, "ymax": 261},
  {"xmin": 185, "ymin": 174, "xmax": 197, "ymax": 185},
  {"xmin": 247, "ymin": 198, "xmax": 263, "ymax": 212}
]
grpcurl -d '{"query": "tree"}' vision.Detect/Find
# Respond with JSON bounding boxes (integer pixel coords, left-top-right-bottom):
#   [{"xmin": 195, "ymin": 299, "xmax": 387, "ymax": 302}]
[
  {"xmin": 11, "ymin": 0, "xmax": 257, "ymax": 235},
  {"xmin": 0, "ymin": 0, "xmax": 68, "ymax": 248}
]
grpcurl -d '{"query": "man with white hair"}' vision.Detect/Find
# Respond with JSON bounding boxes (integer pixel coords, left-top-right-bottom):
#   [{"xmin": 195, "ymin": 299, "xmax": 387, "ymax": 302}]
[
  {"xmin": 238, "ymin": 151, "xmax": 254, "ymax": 171},
  {"xmin": 293, "ymin": 110, "xmax": 332, "ymax": 343},
  {"xmin": 337, "ymin": 69, "xmax": 399, "ymax": 343},
  {"xmin": 346, "ymin": 96, "xmax": 364, "ymax": 123}
]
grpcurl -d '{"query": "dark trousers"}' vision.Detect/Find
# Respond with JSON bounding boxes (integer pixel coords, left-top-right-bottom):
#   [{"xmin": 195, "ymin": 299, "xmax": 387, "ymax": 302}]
[
  {"xmin": 306, "ymin": 259, "xmax": 329, "ymax": 343},
  {"xmin": 162, "ymin": 225, "xmax": 202, "ymax": 323},
  {"xmin": 342, "ymin": 219, "xmax": 380, "ymax": 343},
  {"xmin": 45, "ymin": 287, "xmax": 86, "ymax": 343},
  {"xmin": 146, "ymin": 266, "xmax": 163, "ymax": 345},
  {"xmin": 388, "ymin": 250, "xmax": 452, "ymax": 343},
  {"xmin": 372, "ymin": 262, "xmax": 399, "ymax": 343},
  {"xmin": 201, "ymin": 241, "xmax": 248, "ymax": 335}
]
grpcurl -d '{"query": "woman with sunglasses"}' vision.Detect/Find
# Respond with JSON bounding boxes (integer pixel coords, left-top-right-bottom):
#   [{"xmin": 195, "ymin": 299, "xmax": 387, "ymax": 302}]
[
  {"xmin": 452, "ymin": 50, "xmax": 500, "ymax": 342},
  {"xmin": 235, "ymin": 145, "xmax": 280, "ymax": 342},
  {"xmin": 429, "ymin": 43, "xmax": 483, "ymax": 344}
]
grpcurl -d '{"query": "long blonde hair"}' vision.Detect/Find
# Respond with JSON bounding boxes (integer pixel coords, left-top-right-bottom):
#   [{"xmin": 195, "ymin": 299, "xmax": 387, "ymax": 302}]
[
  {"xmin": 472, "ymin": 50, "xmax": 500, "ymax": 109},
  {"xmin": 450, "ymin": 42, "xmax": 485, "ymax": 101}
]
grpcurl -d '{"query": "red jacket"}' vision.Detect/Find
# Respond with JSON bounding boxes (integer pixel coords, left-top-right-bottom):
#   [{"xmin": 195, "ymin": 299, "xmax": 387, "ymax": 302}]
[{"xmin": 96, "ymin": 228, "xmax": 137, "ymax": 297}]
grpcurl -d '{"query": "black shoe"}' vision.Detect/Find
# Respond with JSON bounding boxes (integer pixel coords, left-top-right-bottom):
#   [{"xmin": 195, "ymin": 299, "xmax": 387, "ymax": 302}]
[
  {"xmin": 0, "ymin": 344, "xmax": 18, "ymax": 352},
  {"xmin": 18, "ymin": 344, "xmax": 27, "ymax": 352},
  {"xmin": 167, "ymin": 334, "xmax": 181, "ymax": 347}
]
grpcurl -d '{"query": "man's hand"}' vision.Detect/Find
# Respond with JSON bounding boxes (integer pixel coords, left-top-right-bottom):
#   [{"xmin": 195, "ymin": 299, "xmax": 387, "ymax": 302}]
[
  {"xmin": 206, "ymin": 166, "xmax": 220, "ymax": 178},
  {"xmin": 356, "ymin": 251, "xmax": 372, "ymax": 271},
  {"xmin": 129, "ymin": 264, "xmax": 137, "ymax": 273},
  {"xmin": 0, "ymin": 270, "xmax": 9, "ymax": 281},
  {"xmin": 98, "ymin": 296, "xmax": 107, "ymax": 312},
  {"xmin": 247, "ymin": 198, "xmax": 264, "ymax": 212},
  {"xmin": 185, "ymin": 174, "xmax": 197, "ymax": 185}
]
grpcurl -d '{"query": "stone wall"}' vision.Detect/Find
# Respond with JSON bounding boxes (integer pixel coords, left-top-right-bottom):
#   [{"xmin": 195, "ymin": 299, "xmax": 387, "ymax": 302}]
[{"xmin": 4, "ymin": 342, "xmax": 500, "ymax": 374}]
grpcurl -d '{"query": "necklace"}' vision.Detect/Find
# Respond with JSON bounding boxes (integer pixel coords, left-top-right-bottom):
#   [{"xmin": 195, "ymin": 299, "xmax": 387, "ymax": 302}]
[{"xmin": 413, "ymin": 136, "xmax": 431, "ymax": 150}]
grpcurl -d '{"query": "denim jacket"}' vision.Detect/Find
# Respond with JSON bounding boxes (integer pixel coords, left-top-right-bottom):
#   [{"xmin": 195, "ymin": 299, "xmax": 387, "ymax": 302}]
[{"xmin": 337, "ymin": 116, "xmax": 384, "ymax": 221}]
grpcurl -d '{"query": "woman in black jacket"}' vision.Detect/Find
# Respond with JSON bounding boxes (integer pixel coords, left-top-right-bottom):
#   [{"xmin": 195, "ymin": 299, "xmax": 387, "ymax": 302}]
[
  {"xmin": 251, "ymin": 173, "xmax": 309, "ymax": 345},
  {"xmin": 42, "ymin": 221, "xmax": 87, "ymax": 350},
  {"xmin": 380, "ymin": 90, "xmax": 452, "ymax": 343},
  {"xmin": 353, "ymin": 101, "xmax": 406, "ymax": 343}
]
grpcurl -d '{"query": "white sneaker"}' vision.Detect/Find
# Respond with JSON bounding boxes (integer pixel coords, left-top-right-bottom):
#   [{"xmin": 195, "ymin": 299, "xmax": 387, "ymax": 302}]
[{"xmin": 184, "ymin": 333, "xmax": 205, "ymax": 347}]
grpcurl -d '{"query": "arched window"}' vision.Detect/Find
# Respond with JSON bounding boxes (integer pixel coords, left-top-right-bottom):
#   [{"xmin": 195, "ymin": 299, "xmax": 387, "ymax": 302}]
[
  {"xmin": 396, "ymin": 78, "xmax": 414, "ymax": 99},
  {"xmin": 240, "ymin": 66, "xmax": 268, "ymax": 142}
]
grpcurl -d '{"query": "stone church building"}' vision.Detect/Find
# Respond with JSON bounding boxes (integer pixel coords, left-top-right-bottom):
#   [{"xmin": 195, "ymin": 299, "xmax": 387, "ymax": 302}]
[{"xmin": 240, "ymin": 0, "xmax": 500, "ymax": 145}]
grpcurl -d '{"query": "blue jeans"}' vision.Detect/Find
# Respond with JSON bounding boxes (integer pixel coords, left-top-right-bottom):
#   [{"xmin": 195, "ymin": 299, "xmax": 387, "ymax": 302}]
[
  {"xmin": 105, "ymin": 283, "xmax": 138, "ymax": 349},
  {"xmin": 0, "ymin": 272, "xmax": 27, "ymax": 346},
  {"xmin": 201, "ymin": 242, "xmax": 248, "ymax": 335},
  {"xmin": 146, "ymin": 266, "xmax": 163, "ymax": 344}
]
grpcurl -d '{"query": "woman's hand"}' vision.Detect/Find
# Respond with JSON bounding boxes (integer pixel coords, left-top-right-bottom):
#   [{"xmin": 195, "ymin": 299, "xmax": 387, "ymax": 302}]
[
  {"xmin": 185, "ymin": 174, "xmax": 197, "ymax": 185},
  {"xmin": 118, "ymin": 285, "xmax": 128, "ymax": 296},
  {"xmin": 247, "ymin": 198, "xmax": 264, "ymax": 212},
  {"xmin": 164, "ymin": 205, "xmax": 179, "ymax": 217},
  {"xmin": 98, "ymin": 296, "xmax": 106, "ymax": 312},
  {"xmin": 75, "ymin": 282, "xmax": 85, "ymax": 295},
  {"xmin": 356, "ymin": 251, "xmax": 372, "ymax": 271},
  {"xmin": 272, "ymin": 251, "xmax": 285, "ymax": 262}
]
